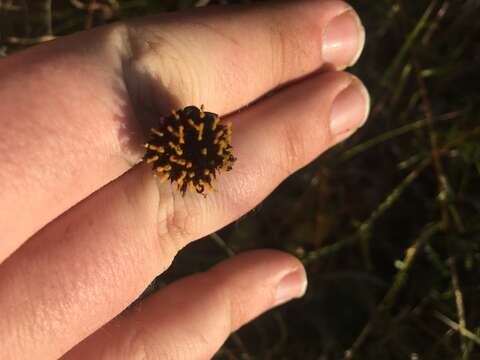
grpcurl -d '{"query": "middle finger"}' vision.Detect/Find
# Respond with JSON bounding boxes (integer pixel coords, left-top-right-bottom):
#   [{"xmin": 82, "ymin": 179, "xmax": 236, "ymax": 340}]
[
  {"xmin": 0, "ymin": 71, "xmax": 369, "ymax": 360},
  {"xmin": 0, "ymin": 0, "xmax": 364, "ymax": 262}
]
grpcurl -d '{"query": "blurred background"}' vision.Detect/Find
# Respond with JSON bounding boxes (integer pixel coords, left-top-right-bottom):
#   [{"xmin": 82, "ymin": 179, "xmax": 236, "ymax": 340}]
[{"xmin": 1, "ymin": 0, "xmax": 480, "ymax": 359}]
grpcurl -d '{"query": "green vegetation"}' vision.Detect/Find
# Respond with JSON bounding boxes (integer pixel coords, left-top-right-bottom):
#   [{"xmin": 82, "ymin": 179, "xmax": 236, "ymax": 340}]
[{"xmin": 2, "ymin": 1, "xmax": 480, "ymax": 358}]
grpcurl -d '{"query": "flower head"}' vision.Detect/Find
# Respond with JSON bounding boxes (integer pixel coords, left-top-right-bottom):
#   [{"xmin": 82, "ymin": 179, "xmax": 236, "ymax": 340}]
[{"xmin": 143, "ymin": 105, "xmax": 236, "ymax": 195}]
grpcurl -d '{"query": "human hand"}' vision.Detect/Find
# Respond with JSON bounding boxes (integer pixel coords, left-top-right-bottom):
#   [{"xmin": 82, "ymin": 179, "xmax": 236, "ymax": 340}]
[{"xmin": 0, "ymin": 0, "xmax": 368, "ymax": 358}]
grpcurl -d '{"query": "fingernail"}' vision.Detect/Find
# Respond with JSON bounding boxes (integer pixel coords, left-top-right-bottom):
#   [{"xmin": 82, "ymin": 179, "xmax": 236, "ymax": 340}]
[
  {"xmin": 274, "ymin": 268, "xmax": 308, "ymax": 306},
  {"xmin": 323, "ymin": 10, "xmax": 365, "ymax": 68},
  {"xmin": 330, "ymin": 79, "xmax": 370, "ymax": 137}
]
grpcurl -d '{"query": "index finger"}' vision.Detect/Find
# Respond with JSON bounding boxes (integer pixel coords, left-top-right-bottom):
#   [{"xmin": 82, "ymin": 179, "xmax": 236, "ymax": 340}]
[{"xmin": 0, "ymin": 0, "xmax": 364, "ymax": 262}]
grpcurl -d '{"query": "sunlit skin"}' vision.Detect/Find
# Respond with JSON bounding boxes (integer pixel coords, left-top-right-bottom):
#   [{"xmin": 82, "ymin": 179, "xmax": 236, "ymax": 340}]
[{"xmin": 0, "ymin": 0, "xmax": 368, "ymax": 359}]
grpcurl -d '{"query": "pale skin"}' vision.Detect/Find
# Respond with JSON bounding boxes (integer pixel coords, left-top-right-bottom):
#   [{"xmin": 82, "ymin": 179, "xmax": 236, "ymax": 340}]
[{"xmin": 0, "ymin": 0, "xmax": 369, "ymax": 359}]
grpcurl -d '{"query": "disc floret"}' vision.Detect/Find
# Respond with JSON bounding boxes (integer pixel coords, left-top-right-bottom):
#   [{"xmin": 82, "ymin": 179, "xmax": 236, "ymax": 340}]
[{"xmin": 143, "ymin": 105, "xmax": 236, "ymax": 195}]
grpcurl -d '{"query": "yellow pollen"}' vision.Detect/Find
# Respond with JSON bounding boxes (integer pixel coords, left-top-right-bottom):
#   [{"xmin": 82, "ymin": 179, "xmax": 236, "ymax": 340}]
[
  {"xmin": 186, "ymin": 162, "xmax": 192, "ymax": 169},
  {"xmin": 151, "ymin": 128, "xmax": 164, "ymax": 137},
  {"xmin": 197, "ymin": 122, "xmax": 204, "ymax": 141},
  {"xmin": 168, "ymin": 141, "xmax": 183, "ymax": 156},
  {"xmin": 146, "ymin": 155, "xmax": 159, "ymax": 164},
  {"xmin": 200, "ymin": 179, "xmax": 215, "ymax": 192},
  {"xmin": 167, "ymin": 125, "xmax": 185, "ymax": 144},
  {"xmin": 212, "ymin": 116, "xmax": 220, "ymax": 130},
  {"xmin": 172, "ymin": 110, "xmax": 180, "ymax": 120},
  {"xmin": 217, "ymin": 140, "xmax": 227, "ymax": 155},
  {"xmin": 226, "ymin": 123, "xmax": 232, "ymax": 141},
  {"xmin": 215, "ymin": 130, "xmax": 224, "ymax": 140},
  {"xmin": 188, "ymin": 172, "xmax": 195, "ymax": 178},
  {"xmin": 188, "ymin": 119, "xmax": 205, "ymax": 140},
  {"xmin": 156, "ymin": 164, "xmax": 172, "ymax": 172},
  {"xmin": 177, "ymin": 171, "xmax": 187, "ymax": 186},
  {"xmin": 159, "ymin": 173, "xmax": 170, "ymax": 183},
  {"xmin": 204, "ymin": 169, "xmax": 210, "ymax": 176},
  {"xmin": 146, "ymin": 144, "xmax": 165, "ymax": 153},
  {"xmin": 169, "ymin": 155, "xmax": 186, "ymax": 166},
  {"xmin": 201, "ymin": 148, "xmax": 207, "ymax": 156},
  {"xmin": 178, "ymin": 125, "xmax": 185, "ymax": 144}
]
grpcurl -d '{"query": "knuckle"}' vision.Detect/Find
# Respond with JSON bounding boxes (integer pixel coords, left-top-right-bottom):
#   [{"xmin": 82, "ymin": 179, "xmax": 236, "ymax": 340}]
[
  {"xmin": 279, "ymin": 119, "xmax": 307, "ymax": 177},
  {"xmin": 123, "ymin": 324, "xmax": 166, "ymax": 360},
  {"xmin": 121, "ymin": 20, "xmax": 198, "ymax": 101},
  {"xmin": 155, "ymin": 186, "xmax": 195, "ymax": 254}
]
